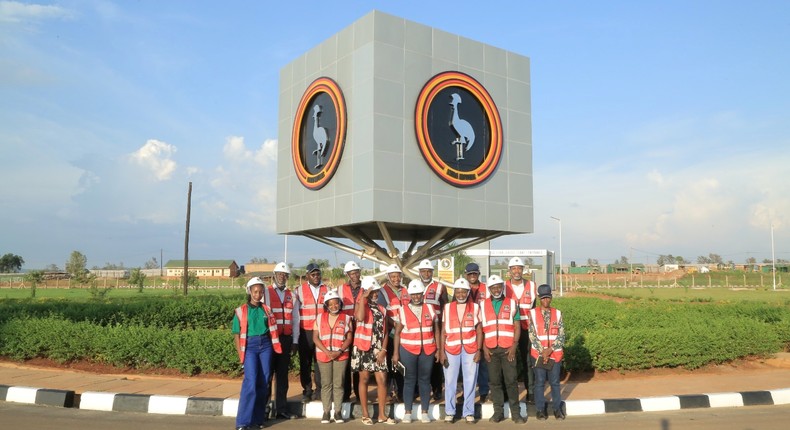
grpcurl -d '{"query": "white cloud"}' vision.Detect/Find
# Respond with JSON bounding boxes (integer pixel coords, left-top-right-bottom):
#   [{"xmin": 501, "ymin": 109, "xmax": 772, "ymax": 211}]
[
  {"xmin": 222, "ymin": 135, "xmax": 252, "ymax": 162},
  {"xmin": 129, "ymin": 139, "xmax": 178, "ymax": 181},
  {"xmin": 255, "ymin": 139, "xmax": 278, "ymax": 167},
  {"xmin": 0, "ymin": 1, "xmax": 73, "ymax": 23}
]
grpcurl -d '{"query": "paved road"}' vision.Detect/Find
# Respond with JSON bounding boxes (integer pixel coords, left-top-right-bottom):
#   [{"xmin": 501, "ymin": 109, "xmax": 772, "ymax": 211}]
[{"xmin": 3, "ymin": 402, "xmax": 790, "ymax": 430}]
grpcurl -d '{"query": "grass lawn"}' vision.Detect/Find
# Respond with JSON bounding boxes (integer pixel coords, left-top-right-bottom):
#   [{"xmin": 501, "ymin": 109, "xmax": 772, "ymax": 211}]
[
  {"xmin": 0, "ymin": 285, "xmax": 245, "ymax": 301},
  {"xmin": 574, "ymin": 285, "xmax": 790, "ymax": 305}
]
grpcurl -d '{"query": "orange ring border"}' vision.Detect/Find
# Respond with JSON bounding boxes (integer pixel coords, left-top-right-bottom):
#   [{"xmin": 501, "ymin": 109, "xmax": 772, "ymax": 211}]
[
  {"xmin": 291, "ymin": 77, "xmax": 347, "ymax": 190},
  {"xmin": 414, "ymin": 71, "xmax": 503, "ymax": 187}
]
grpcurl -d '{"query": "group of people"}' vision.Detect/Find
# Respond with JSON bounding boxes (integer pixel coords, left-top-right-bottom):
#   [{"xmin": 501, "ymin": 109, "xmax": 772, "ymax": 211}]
[{"xmin": 231, "ymin": 258, "xmax": 566, "ymax": 430}]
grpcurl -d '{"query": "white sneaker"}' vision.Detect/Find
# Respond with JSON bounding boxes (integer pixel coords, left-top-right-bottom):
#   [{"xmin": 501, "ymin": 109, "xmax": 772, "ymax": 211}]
[
  {"xmin": 420, "ymin": 413, "xmax": 432, "ymax": 423},
  {"xmin": 444, "ymin": 415, "xmax": 454, "ymax": 423},
  {"xmin": 402, "ymin": 414, "xmax": 413, "ymax": 424}
]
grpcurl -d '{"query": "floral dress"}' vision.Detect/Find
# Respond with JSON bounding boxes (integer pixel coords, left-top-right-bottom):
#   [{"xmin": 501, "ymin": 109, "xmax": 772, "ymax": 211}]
[{"xmin": 351, "ymin": 304, "xmax": 388, "ymax": 372}]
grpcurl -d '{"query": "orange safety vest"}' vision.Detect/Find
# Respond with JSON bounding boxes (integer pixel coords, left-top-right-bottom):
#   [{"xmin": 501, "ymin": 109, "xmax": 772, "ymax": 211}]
[
  {"xmin": 337, "ymin": 283, "xmax": 360, "ymax": 317},
  {"xmin": 315, "ymin": 312, "xmax": 352, "ymax": 362},
  {"xmin": 505, "ymin": 280, "xmax": 537, "ymax": 330},
  {"xmin": 423, "ymin": 281, "xmax": 443, "ymax": 314},
  {"xmin": 297, "ymin": 283, "xmax": 327, "ymax": 331},
  {"xmin": 398, "ymin": 303, "xmax": 437, "ymax": 355},
  {"xmin": 264, "ymin": 285, "xmax": 294, "ymax": 336},
  {"xmin": 382, "ymin": 284, "xmax": 409, "ymax": 321},
  {"xmin": 443, "ymin": 301, "xmax": 480, "ymax": 355},
  {"xmin": 354, "ymin": 303, "xmax": 387, "ymax": 351},
  {"xmin": 480, "ymin": 298, "xmax": 517, "ymax": 349},
  {"xmin": 234, "ymin": 303, "xmax": 283, "ymax": 364},
  {"xmin": 529, "ymin": 307, "xmax": 564, "ymax": 362}
]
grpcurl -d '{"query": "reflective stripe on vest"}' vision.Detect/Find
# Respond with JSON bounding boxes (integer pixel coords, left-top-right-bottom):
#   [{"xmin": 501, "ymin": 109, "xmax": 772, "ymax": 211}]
[
  {"xmin": 338, "ymin": 283, "xmax": 359, "ymax": 317},
  {"xmin": 423, "ymin": 281, "xmax": 442, "ymax": 314},
  {"xmin": 506, "ymin": 280, "xmax": 536, "ymax": 330},
  {"xmin": 382, "ymin": 285, "xmax": 409, "ymax": 321},
  {"xmin": 398, "ymin": 303, "xmax": 437, "ymax": 355},
  {"xmin": 353, "ymin": 303, "xmax": 387, "ymax": 351},
  {"xmin": 298, "ymin": 283, "xmax": 327, "ymax": 330},
  {"xmin": 235, "ymin": 303, "xmax": 283, "ymax": 364},
  {"xmin": 480, "ymin": 298, "xmax": 517, "ymax": 349},
  {"xmin": 315, "ymin": 312, "xmax": 352, "ymax": 362},
  {"xmin": 443, "ymin": 301, "xmax": 479, "ymax": 355},
  {"xmin": 265, "ymin": 286, "xmax": 294, "ymax": 336},
  {"xmin": 529, "ymin": 307, "xmax": 564, "ymax": 362}
]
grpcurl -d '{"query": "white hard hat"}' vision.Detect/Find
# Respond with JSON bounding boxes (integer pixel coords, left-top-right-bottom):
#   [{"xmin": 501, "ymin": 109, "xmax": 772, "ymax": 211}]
[
  {"xmin": 361, "ymin": 276, "xmax": 381, "ymax": 291},
  {"xmin": 453, "ymin": 278, "xmax": 471, "ymax": 290},
  {"xmin": 508, "ymin": 257, "xmax": 525, "ymax": 267},
  {"xmin": 344, "ymin": 261, "xmax": 361, "ymax": 273},
  {"xmin": 406, "ymin": 279, "xmax": 425, "ymax": 295},
  {"xmin": 416, "ymin": 259, "xmax": 434, "ymax": 270},
  {"xmin": 274, "ymin": 262, "xmax": 290, "ymax": 274},
  {"xmin": 246, "ymin": 276, "xmax": 265, "ymax": 293},
  {"xmin": 385, "ymin": 264, "xmax": 402, "ymax": 274},
  {"xmin": 487, "ymin": 274, "xmax": 504, "ymax": 286},
  {"xmin": 323, "ymin": 290, "xmax": 341, "ymax": 303}
]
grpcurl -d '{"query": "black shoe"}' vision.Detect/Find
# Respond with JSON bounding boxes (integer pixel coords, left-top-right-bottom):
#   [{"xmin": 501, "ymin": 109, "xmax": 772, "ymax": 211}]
[
  {"xmin": 489, "ymin": 413, "xmax": 505, "ymax": 423},
  {"xmin": 479, "ymin": 394, "xmax": 488, "ymax": 403},
  {"xmin": 432, "ymin": 391, "xmax": 443, "ymax": 401},
  {"xmin": 276, "ymin": 412, "xmax": 296, "ymax": 420},
  {"xmin": 536, "ymin": 409, "xmax": 548, "ymax": 421},
  {"xmin": 334, "ymin": 412, "xmax": 345, "ymax": 423},
  {"xmin": 554, "ymin": 402, "xmax": 566, "ymax": 420},
  {"xmin": 512, "ymin": 415, "xmax": 526, "ymax": 424},
  {"xmin": 313, "ymin": 391, "xmax": 322, "ymax": 401},
  {"xmin": 321, "ymin": 412, "xmax": 331, "ymax": 424},
  {"xmin": 235, "ymin": 427, "xmax": 249, "ymax": 430},
  {"xmin": 303, "ymin": 391, "xmax": 313, "ymax": 403},
  {"xmin": 526, "ymin": 395, "xmax": 535, "ymax": 405}
]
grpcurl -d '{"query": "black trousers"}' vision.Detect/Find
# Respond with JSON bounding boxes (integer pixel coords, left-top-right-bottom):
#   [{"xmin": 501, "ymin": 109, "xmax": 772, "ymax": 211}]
[
  {"xmin": 266, "ymin": 335, "xmax": 293, "ymax": 414},
  {"xmin": 488, "ymin": 347, "xmax": 520, "ymax": 415},
  {"xmin": 298, "ymin": 329, "xmax": 321, "ymax": 395}
]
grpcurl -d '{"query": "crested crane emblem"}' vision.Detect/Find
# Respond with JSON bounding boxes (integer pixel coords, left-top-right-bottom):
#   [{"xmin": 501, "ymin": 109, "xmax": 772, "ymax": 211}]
[
  {"xmin": 415, "ymin": 71, "xmax": 502, "ymax": 187},
  {"xmin": 449, "ymin": 93, "xmax": 475, "ymax": 161},
  {"xmin": 292, "ymin": 77, "xmax": 347, "ymax": 190}
]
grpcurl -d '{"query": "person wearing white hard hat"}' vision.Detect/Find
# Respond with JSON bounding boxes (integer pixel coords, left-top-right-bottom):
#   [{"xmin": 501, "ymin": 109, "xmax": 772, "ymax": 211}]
[
  {"xmin": 352, "ymin": 276, "xmax": 395, "ymax": 425},
  {"xmin": 505, "ymin": 256, "xmax": 538, "ymax": 404},
  {"xmin": 233, "ymin": 277, "xmax": 284, "ymax": 430},
  {"xmin": 437, "ymin": 278, "xmax": 483, "ymax": 423},
  {"xmin": 480, "ymin": 275, "xmax": 525, "ymax": 423},
  {"xmin": 339, "ymin": 260, "xmax": 363, "ymax": 403},
  {"xmin": 262, "ymin": 262, "xmax": 299, "ymax": 419},
  {"xmin": 393, "ymin": 280, "xmax": 441, "ymax": 423},
  {"xmin": 379, "ymin": 263, "xmax": 408, "ymax": 402},
  {"xmin": 464, "ymin": 262, "xmax": 489, "ymax": 402},
  {"xmin": 314, "ymin": 290, "xmax": 353, "ymax": 424},
  {"xmin": 414, "ymin": 259, "xmax": 447, "ymax": 402},
  {"xmin": 295, "ymin": 263, "xmax": 328, "ymax": 402}
]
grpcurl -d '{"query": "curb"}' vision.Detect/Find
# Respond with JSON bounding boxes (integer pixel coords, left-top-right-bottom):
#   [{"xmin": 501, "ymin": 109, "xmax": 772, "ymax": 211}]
[{"xmin": 2, "ymin": 385, "xmax": 790, "ymax": 417}]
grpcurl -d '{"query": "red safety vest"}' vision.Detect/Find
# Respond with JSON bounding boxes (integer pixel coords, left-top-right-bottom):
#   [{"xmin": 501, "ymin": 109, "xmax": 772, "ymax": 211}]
[
  {"xmin": 423, "ymin": 281, "xmax": 443, "ymax": 314},
  {"xmin": 337, "ymin": 283, "xmax": 360, "ymax": 317},
  {"xmin": 480, "ymin": 298, "xmax": 517, "ymax": 349},
  {"xmin": 315, "ymin": 312, "xmax": 352, "ymax": 363},
  {"xmin": 297, "ymin": 283, "xmax": 327, "ymax": 330},
  {"xmin": 505, "ymin": 280, "xmax": 537, "ymax": 330},
  {"xmin": 443, "ymin": 301, "xmax": 480, "ymax": 355},
  {"xmin": 354, "ymin": 303, "xmax": 387, "ymax": 351},
  {"xmin": 529, "ymin": 307, "xmax": 564, "ymax": 362},
  {"xmin": 469, "ymin": 282, "xmax": 488, "ymax": 306},
  {"xmin": 398, "ymin": 303, "xmax": 437, "ymax": 355},
  {"xmin": 382, "ymin": 284, "xmax": 409, "ymax": 321},
  {"xmin": 234, "ymin": 303, "xmax": 283, "ymax": 364},
  {"xmin": 264, "ymin": 285, "xmax": 294, "ymax": 336}
]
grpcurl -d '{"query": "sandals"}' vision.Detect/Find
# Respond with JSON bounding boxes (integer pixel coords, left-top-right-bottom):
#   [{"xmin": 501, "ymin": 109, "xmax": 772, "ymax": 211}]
[
  {"xmin": 378, "ymin": 417, "xmax": 397, "ymax": 425},
  {"xmin": 361, "ymin": 417, "xmax": 374, "ymax": 426}
]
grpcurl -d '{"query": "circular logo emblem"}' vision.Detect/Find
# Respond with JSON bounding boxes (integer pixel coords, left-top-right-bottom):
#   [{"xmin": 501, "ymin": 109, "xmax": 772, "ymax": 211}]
[
  {"xmin": 291, "ymin": 77, "xmax": 347, "ymax": 190},
  {"xmin": 415, "ymin": 71, "xmax": 503, "ymax": 187}
]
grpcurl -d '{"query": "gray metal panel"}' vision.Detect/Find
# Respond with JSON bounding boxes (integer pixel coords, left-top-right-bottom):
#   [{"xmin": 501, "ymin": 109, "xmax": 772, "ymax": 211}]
[
  {"xmin": 432, "ymin": 28, "xmax": 459, "ymax": 64},
  {"xmin": 374, "ymin": 42, "xmax": 405, "ymax": 83},
  {"xmin": 459, "ymin": 37, "xmax": 485, "ymax": 71},
  {"xmin": 373, "ymin": 11, "xmax": 405, "ymax": 47},
  {"xmin": 404, "ymin": 19, "xmax": 432, "ymax": 56}
]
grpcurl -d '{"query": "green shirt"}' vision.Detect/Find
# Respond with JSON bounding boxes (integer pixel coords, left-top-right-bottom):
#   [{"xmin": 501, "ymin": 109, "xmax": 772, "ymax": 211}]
[
  {"xmin": 231, "ymin": 304, "xmax": 270, "ymax": 336},
  {"xmin": 492, "ymin": 298, "xmax": 520, "ymax": 321}
]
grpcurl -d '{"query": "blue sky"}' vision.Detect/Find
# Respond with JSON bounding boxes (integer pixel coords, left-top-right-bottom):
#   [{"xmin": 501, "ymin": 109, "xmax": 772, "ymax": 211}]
[{"xmin": 1, "ymin": 0, "xmax": 788, "ymax": 270}]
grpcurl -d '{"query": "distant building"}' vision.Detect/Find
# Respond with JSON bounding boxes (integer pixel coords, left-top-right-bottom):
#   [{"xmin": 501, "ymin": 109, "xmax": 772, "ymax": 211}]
[
  {"xmin": 164, "ymin": 260, "xmax": 240, "ymax": 278},
  {"xmin": 606, "ymin": 263, "xmax": 645, "ymax": 274}
]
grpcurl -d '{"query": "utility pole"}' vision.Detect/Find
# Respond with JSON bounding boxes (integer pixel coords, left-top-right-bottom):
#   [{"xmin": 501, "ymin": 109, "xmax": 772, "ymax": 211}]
[
  {"xmin": 182, "ymin": 182, "xmax": 192, "ymax": 296},
  {"xmin": 771, "ymin": 223, "xmax": 777, "ymax": 291}
]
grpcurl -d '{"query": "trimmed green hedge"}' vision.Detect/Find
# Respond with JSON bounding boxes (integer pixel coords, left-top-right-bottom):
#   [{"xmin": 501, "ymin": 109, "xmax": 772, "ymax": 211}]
[{"xmin": 1, "ymin": 296, "xmax": 788, "ymax": 376}]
